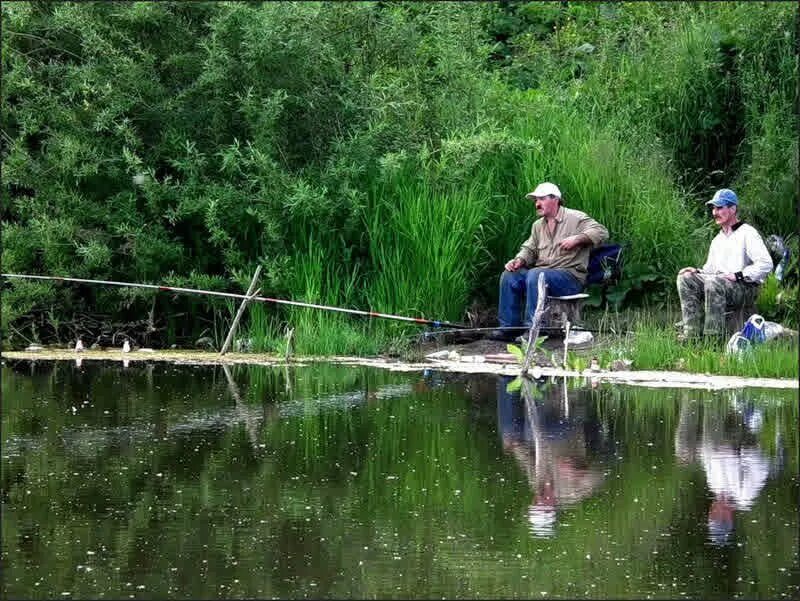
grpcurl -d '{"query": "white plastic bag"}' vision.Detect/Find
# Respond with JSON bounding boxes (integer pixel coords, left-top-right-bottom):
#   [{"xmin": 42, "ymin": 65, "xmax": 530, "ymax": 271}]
[
  {"xmin": 725, "ymin": 314, "xmax": 785, "ymax": 355},
  {"xmin": 725, "ymin": 332, "xmax": 750, "ymax": 355},
  {"xmin": 566, "ymin": 330, "xmax": 594, "ymax": 346},
  {"xmin": 762, "ymin": 321, "xmax": 785, "ymax": 341}
]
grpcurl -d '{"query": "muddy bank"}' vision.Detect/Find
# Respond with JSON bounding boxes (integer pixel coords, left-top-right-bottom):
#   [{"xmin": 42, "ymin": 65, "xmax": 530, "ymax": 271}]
[{"xmin": 2, "ymin": 347, "xmax": 796, "ymax": 390}]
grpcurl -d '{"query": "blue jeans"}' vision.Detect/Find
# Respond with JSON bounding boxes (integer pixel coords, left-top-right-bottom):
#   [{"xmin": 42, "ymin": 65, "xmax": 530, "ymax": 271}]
[{"xmin": 498, "ymin": 268, "xmax": 583, "ymax": 327}]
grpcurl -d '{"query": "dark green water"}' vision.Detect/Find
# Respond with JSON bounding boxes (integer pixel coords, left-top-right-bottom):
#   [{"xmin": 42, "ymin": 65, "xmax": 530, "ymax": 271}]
[{"xmin": 2, "ymin": 360, "xmax": 798, "ymax": 599}]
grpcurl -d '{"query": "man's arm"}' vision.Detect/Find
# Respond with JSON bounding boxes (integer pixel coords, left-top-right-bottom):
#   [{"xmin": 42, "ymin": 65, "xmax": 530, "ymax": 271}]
[
  {"xmin": 559, "ymin": 232, "xmax": 594, "ymax": 251},
  {"xmin": 559, "ymin": 214, "xmax": 608, "ymax": 251},
  {"xmin": 741, "ymin": 229, "xmax": 774, "ymax": 282}
]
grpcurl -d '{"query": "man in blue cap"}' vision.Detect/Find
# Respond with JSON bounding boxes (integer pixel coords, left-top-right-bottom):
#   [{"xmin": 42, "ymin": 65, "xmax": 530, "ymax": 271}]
[{"xmin": 676, "ymin": 188, "xmax": 773, "ymax": 340}]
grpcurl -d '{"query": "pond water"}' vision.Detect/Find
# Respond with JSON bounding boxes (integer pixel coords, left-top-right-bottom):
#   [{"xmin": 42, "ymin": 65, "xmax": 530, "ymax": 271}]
[{"xmin": 2, "ymin": 360, "xmax": 798, "ymax": 599}]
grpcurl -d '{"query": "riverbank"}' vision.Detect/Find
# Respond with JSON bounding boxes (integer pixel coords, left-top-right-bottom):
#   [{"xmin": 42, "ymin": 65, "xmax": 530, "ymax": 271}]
[{"xmin": 3, "ymin": 348, "xmax": 796, "ymax": 390}]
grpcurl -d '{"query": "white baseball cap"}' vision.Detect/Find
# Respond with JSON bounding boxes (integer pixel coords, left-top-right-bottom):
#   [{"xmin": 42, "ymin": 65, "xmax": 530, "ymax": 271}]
[{"xmin": 526, "ymin": 182, "xmax": 562, "ymax": 199}]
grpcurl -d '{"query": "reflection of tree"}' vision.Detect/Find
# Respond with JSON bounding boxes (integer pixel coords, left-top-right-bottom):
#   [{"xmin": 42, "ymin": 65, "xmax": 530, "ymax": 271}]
[
  {"xmin": 496, "ymin": 376, "xmax": 607, "ymax": 537},
  {"xmin": 674, "ymin": 397, "xmax": 781, "ymax": 546},
  {"xmin": 5, "ymin": 362, "xmax": 530, "ymax": 597}
]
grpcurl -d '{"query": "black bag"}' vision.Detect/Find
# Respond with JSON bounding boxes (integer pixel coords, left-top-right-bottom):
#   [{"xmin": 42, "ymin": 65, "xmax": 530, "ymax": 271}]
[{"xmin": 586, "ymin": 243, "xmax": 623, "ymax": 286}]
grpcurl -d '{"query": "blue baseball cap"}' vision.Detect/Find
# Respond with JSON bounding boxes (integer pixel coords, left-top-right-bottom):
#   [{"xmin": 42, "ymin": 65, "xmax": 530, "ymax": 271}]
[{"xmin": 706, "ymin": 188, "xmax": 738, "ymax": 207}]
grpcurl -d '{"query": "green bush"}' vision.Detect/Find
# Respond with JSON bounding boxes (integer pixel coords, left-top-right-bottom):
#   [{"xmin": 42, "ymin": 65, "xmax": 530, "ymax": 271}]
[{"xmin": 2, "ymin": 2, "xmax": 796, "ymax": 355}]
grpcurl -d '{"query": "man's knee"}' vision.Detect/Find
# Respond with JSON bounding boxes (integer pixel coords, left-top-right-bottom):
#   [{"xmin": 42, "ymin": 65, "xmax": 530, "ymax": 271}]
[
  {"xmin": 677, "ymin": 271, "xmax": 702, "ymax": 295},
  {"xmin": 525, "ymin": 268, "xmax": 545, "ymax": 286},
  {"xmin": 500, "ymin": 270, "xmax": 519, "ymax": 288},
  {"xmin": 500, "ymin": 270, "xmax": 526, "ymax": 297}
]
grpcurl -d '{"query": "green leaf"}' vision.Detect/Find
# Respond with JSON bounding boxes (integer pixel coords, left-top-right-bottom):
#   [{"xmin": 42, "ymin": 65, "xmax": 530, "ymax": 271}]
[
  {"xmin": 506, "ymin": 343, "xmax": 524, "ymax": 362},
  {"xmin": 505, "ymin": 376, "xmax": 522, "ymax": 393}
]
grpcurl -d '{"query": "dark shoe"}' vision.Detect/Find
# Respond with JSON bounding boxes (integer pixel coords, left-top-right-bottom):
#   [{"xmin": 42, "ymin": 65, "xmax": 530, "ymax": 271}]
[{"xmin": 488, "ymin": 329, "xmax": 517, "ymax": 342}]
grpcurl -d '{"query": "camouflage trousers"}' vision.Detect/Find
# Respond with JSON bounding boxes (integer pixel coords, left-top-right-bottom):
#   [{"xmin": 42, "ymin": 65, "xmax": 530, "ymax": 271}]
[{"xmin": 676, "ymin": 272, "xmax": 759, "ymax": 337}]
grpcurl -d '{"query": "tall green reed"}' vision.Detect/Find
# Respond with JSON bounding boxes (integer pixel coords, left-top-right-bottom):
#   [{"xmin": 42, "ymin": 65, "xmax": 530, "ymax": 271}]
[
  {"xmin": 365, "ymin": 175, "xmax": 491, "ymax": 323},
  {"xmin": 246, "ymin": 302, "xmax": 279, "ymax": 352},
  {"xmin": 282, "ymin": 244, "xmax": 386, "ymax": 356}
]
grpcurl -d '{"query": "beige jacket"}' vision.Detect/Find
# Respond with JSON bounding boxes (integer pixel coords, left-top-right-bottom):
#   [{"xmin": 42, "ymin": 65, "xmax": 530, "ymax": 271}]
[{"xmin": 514, "ymin": 206, "xmax": 609, "ymax": 284}]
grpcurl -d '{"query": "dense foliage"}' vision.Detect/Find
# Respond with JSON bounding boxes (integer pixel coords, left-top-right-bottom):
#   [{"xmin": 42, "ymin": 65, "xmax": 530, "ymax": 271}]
[{"xmin": 2, "ymin": 1, "xmax": 797, "ymax": 352}]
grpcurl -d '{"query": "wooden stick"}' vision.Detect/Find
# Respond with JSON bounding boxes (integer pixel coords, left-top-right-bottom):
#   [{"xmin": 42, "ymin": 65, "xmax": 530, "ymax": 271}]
[
  {"xmin": 219, "ymin": 266, "xmax": 262, "ymax": 355},
  {"xmin": 521, "ymin": 273, "xmax": 548, "ymax": 377},
  {"xmin": 284, "ymin": 327, "xmax": 295, "ymax": 363},
  {"xmin": 562, "ymin": 319, "xmax": 571, "ymax": 368}
]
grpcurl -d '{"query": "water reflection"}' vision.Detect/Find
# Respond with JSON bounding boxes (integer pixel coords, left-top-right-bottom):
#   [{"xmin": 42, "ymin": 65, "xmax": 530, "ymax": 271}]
[
  {"xmin": 674, "ymin": 397, "xmax": 783, "ymax": 546},
  {"xmin": 223, "ymin": 363, "xmax": 261, "ymax": 451},
  {"xmin": 2, "ymin": 362, "xmax": 798, "ymax": 599},
  {"xmin": 497, "ymin": 376, "xmax": 607, "ymax": 537}
]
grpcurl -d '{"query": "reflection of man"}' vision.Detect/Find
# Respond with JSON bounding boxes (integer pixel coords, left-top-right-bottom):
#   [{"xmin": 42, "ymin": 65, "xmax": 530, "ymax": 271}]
[
  {"xmin": 497, "ymin": 376, "xmax": 606, "ymax": 537},
  {"xmin": 674, "ymin": 397, "xmax": 775, "ymax": 546}
]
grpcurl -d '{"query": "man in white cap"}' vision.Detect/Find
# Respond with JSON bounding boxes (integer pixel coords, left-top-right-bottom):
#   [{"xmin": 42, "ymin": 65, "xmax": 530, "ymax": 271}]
[
  {"xmin": 676, "ymin": 188, "xmax": 773, "ymax": 340},
  {"xmin": 492, "ymin": 182, "xmax": 608, "ymax": 341}
]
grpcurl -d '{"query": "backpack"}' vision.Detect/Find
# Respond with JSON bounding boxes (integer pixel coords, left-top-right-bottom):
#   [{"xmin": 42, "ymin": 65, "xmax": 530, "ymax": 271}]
[
  {"xmin": 765, "ymin": 235, "xmax": 790, "ymax": 282},
  {"xmin": 586, "ymin": 243, "xmax": 624, "ymax": 286}
]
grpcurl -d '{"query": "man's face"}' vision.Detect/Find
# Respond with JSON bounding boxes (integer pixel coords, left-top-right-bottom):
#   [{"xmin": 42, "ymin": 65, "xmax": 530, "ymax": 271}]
[
  {"xmin": 711, "ymin": 203, "xmax": 737, "ymax": 228},
  {"xmin": 534, "ymin": 194, "xmax": 560, "ymax": 218}
]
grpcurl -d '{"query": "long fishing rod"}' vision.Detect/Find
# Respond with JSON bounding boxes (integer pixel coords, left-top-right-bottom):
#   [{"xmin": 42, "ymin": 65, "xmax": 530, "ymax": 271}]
[
  {"xmin": 420, "ymin": 325, "xmax": 613, "ymax": 338},
  {"xmin": 1, "ymin": 272, "xmax": 468, "ymax": 329},
  {"xmin": 423, "ymin": 325, "xmax": 613, "ymax": 334}
]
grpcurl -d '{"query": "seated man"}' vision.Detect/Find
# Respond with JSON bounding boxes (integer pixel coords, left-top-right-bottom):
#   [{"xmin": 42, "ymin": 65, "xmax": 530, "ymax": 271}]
[
  {"xmin": 492, "ymin": 182, "xmax": 609, "ymax": 341},
  {"xmin": 676, "ymin": 188, "xmax": 773, "ymax": 340}
]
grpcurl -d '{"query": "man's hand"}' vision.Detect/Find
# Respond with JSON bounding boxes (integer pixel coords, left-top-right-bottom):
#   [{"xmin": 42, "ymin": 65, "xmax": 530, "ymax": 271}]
[
  {"xmin": 505, "ymin": 258, "xmax": 525, "ymax": 272},
  {"xmin": 722, "ymin": 272, "xmax": 736, "ymax": 282},
  {"xmin": 678, "ymin": 267, "xmax": 698, "ymax": 276},
  {"xmin": 559, "ymin": 235, "xmax": 587, "ymax": 251}
]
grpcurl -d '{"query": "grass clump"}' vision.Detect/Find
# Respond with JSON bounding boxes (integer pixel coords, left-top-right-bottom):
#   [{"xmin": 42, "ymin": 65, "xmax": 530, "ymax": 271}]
[
  {"xmin": 365, "ymin": 179, "xmax": 491, "ymax": 325},
  {"xmin": 590, "ymin": 320, "xmax": 798, "ymax": 380},
  {"xmin": 269, "ymin": 244, "xmax": 387, "ymax": 358}
]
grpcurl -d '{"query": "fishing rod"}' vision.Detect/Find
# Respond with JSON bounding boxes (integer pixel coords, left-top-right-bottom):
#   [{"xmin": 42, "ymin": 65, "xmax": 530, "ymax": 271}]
[
  {"xmin": 420, "ymin": 325, "xmax": 613, "ymax": 339},
  {"xmin": 1, "ymin": 272, "xmax": 468, "ymax": 329},
  {"xmin": 421, "ymin": 326, "xmax": 526, "ymax": 338}
]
